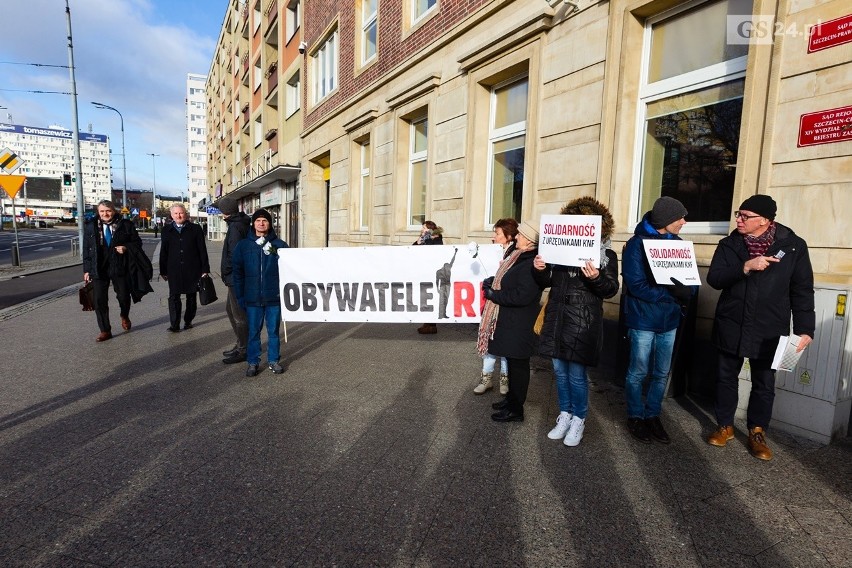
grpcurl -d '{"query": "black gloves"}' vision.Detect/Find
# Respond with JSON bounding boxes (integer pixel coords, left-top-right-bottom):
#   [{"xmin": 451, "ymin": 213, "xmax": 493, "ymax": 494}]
[
  {"xmin": 482, "ymin": 277, "xmax": 495, "ymax": 300},
  {"xmin": 667, "ymin": 277, "xmax": 693, "ymax": 304}
]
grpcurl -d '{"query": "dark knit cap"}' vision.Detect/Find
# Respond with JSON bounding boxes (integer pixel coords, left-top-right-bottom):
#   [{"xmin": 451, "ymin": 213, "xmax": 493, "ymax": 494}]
[
  {"xmin": 251, "ymin": 209, "xmax": 273, "ymax": 224},
  {"xmin": 739, "ymin": 195, "xmax": 776, "ymax": 220},
  {"xmin": 217, "ymin": 196, "xmax": 239, "ymax": 216},
  {"xmin": 650, "ymin": 196, "xmax": 688, "ymax": 229}
]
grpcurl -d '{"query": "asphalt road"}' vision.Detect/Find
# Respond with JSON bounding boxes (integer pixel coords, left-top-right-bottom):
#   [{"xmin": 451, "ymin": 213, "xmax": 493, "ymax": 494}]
[
  {"xmin": 0, "ymin": 238, "xmax": 158, "ymax": 310},
  {"xmin": 0, "ymin": 265, "xmax": 82, "ymax": 310},
  {"xmin": 0, "ymin": 227, "xmax": 79, "ymax": 265}
]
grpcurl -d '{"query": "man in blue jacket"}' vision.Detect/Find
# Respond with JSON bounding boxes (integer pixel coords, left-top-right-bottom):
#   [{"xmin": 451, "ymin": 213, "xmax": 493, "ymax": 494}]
[
  {"xmin": 232, "ymin": 209, "xmax": 289, "ymax": 377},
  {"xmin": 622, "ymin": 196, "xmax": 695, "ymax": 444}
]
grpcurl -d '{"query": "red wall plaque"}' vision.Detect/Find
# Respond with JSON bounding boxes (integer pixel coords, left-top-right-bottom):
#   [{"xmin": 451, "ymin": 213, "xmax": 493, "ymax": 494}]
[
  {"xmin": 808, "ymin": 14, "xmax": 852, "ymax": 53},
  {"xmin": 798, "ymin": 105, "xmax": 852, "ymax": 147}
]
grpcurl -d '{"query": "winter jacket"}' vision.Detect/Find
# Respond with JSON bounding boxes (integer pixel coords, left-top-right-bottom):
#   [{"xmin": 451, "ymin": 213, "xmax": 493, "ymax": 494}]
[
  {"xmin": 82, "ymin": 217, "xmax": 143, "ymax": 280},
  {"xmin": 221, "ymin": 212, "xmax": 251, "ymax": 286},
  {"xmin": 126, "ymin": 244, "xmax": 154, "ymax": 302},
  {"xmin": 535, "ymin": 249, "xmax": 619, "ymax": 366},
  {"xmin": 486, "ymin": 249, "xmax": 543, "ymax": 359},
  {"xmin": 707, "ymin": 223, "xmax": 815, "ymax": 359},
  {"xmin": 159, "ymin": 222, "xmax": 210, "ymax": 295},
  {"xmin": 232, "ymin": 229, "xmax": 290, "ymax": 307},
  {"xmin": 622, "ymin": 212, "xmax": 695, "ymax": 333}
]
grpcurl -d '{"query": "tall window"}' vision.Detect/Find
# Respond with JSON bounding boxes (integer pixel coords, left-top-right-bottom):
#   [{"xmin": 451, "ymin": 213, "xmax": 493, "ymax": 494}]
[
  {"xmin": 413, "ymin": 0, "xmax": 436, "ymax": 23},
  {"xmin": 362, "ymin": 0, "xmax": 378, "ymax": 65},
  {"xmin": 286, "ymin": 0, "xmax": 301, "ymax": 42},
  {"xmin": 408, "ymin": 118, "xmax": 428, "ymax": 227},
  {"xmin": 487, "ymin": 77, "xmax": 528, "ymax": 224},
  {"xmin": 359, "ymin": 141, "xmax": 371, "ymax": 230},
  {"xmin": 253, "ymin": 1, "xmax": 261, "ymax": 33},
  {"xmin": 286, "ymin": 72, "xmax": 301, "ymax": 117},
  {"xmin": 637, "ymin": 0, "xmax": 750, "ymax": 232},
  {"xmin": 312, "ymin": 30, "xmax": 338, "ymax": 104}
]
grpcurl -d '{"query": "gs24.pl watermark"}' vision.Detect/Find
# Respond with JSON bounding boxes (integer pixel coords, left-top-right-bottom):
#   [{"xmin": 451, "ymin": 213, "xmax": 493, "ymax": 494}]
[{"xmin": 727, "ymin": 15, "xmax": 823, "ymax": 45}]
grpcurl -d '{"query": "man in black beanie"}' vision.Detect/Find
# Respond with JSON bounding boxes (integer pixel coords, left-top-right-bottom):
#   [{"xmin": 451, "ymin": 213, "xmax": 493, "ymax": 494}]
[
  {"xmin": 622, "ymin": 196, "xmax": 696, "ymax": 445},
  {"xmin": 218, "ymin": 196, "xmax": 252, "ymax": 363},
  {"xmin": 706, "ymin": 194, "xmax": 814, "ymax": 461}
]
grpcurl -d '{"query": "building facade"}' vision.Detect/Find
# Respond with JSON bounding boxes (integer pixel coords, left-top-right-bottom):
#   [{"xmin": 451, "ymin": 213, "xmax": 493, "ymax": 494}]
[
  {"xmin": 186, "ymin": 73, "xmax": 210, "ymax": 223},
  {"xmin": 205, "ymin": 0, "xmax": 852, "ymax": 438},
  {"xmin": 206, "ymin": 0, "xmax": 304, "ymax": 246},
  {"xmin": 0, "ymin": 122, "xmax": 112, "ymax": 219}
]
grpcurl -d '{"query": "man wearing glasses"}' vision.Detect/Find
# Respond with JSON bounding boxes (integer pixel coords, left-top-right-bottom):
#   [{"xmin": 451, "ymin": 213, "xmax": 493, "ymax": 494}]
[{"xmin": 706, "ymin": 195, "xmax": 815, "ymax": 461}]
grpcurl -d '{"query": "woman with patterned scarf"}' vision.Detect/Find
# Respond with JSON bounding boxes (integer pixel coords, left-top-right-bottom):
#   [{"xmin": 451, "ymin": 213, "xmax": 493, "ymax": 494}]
[
  {"xmin": 532, "ymin": 197, "xmax": 620, "ymax": 446},
  {"xmin": 478, "ymin": 220, "xmax": 543, "ymax": 422}
]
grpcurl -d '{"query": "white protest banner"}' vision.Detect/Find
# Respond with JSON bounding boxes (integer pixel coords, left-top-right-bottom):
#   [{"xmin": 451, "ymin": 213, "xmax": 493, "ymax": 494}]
[
  {"xmin": 538, "ymin": 214, "xmax": 601, "ymax": 267},
  {"xmin": 277, "ymin": 244, "xmax": 504, "ymax": 322},
  {"xmin": 641, "ymin": 240, "xmax": 701, "ymax": 285}
]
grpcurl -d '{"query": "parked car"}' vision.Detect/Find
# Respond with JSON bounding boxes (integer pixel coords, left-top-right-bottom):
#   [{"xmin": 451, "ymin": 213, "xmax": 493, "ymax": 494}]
[{"xmin": 29, "ymin": 220, "xmax": 50, "ymax": 228}]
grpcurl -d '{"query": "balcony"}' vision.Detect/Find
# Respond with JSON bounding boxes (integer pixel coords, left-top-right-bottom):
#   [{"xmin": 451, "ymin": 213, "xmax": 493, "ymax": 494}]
[
  {"xmin": 265, "ymin": 62, "xmax": 278, "ymax": 95},
  {"xmin": 264, "ymin": 0, "xmax": 278, "ymax": 25}
]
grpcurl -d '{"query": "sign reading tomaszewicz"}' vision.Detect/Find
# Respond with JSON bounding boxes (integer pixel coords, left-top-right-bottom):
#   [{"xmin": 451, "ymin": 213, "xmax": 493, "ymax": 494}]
[
  {"xmin": 641, "ymin": 240, "xmax": 701, "ymax": 286},
  {"xmin": 538, "ymin": 214, "xmax": 601, "ymax": 268},
  {"xmin": 278, "ymin": 244, "xmax": 503, "ymax": 323}
]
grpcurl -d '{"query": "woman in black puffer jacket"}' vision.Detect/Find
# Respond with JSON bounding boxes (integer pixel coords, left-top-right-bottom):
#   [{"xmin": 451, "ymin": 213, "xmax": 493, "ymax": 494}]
[{"xmin": 533, "ymin": 197, "xmax": 620, "ymax": 447}]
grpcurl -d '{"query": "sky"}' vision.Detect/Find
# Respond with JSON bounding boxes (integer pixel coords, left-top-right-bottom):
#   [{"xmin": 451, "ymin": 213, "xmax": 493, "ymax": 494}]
[{"xmin": 0, "ymin": 0, "xmax": 229, "ymax": 197}]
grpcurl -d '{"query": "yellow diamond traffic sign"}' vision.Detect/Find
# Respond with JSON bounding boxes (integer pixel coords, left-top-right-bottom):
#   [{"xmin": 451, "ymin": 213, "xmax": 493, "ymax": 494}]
[{"xmin": 0, "ymin": 147, "xmax": 24, "ymax": 174}]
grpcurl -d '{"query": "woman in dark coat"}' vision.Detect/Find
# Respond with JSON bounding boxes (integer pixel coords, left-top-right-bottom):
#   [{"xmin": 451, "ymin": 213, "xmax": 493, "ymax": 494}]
[
  {"xmin": 533, "ymin": 197, "xmax": 620, "ymax": 446},
  {"xmin": 159, "ymin": 204, "xmax": 210, "ymax": 331},
  {"xmin": 479, "ymin": 220, "xmax": 543, "ymax": 422}
]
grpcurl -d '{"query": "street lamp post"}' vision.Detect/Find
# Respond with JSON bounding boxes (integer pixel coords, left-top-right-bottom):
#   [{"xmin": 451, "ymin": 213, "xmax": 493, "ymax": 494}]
[
  {"xmin": 91, "ymin": 102, "xmax": 127, "ymax": 210},
  {"xmin": 0, "ymin": 106, "xmax": 6, "ymax": 231},
  {"xmin": 147, "ymin": 153, "xmax": 159, "ymax": 224}
]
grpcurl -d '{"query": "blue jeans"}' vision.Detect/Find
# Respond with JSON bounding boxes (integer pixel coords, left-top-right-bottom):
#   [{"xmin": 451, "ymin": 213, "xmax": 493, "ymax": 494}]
[
  {"xmin": 246, "ymin": 304, "xmax": 282, "ymax": 365},
  {"xmin": 625, "ymin": 328, "xmax": 676, "ymax": 419},
  {"xmin": 482, "ymin": 354, "xmax": 508, "ymax": 375},
  {"xmin": 552, "ymin": 358, "xmax": 589, "ymax": 419}
]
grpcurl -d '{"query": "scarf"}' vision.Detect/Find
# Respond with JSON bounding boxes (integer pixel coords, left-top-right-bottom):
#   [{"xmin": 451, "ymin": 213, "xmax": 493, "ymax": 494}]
[
  {"xmin": 744, "ymin": 223, "xmax": 776, "ymax": 258},
  {"xmin": 476, "ymin": 248, "xmax": 524, "ymax": 356}
]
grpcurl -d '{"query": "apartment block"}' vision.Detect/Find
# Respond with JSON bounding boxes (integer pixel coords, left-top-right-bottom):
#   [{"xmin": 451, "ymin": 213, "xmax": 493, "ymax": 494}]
[
  {"xmin": 0, "ymin": 122, "xmax": 112, "ymax": 219},
  {"xmin": 206, "ymin": 0, "xmax": 303, "ymax": 245},
  {"xmin": 186, "ymin": 73, "xmax": 209, "ymax": 223}
]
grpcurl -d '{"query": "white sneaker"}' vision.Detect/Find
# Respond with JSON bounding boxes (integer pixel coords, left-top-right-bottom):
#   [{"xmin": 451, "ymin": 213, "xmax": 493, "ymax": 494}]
[
  {"xmin": 547, "ymin": 412, "xmax": 573, "ymax": 440},
  {"xmin": 564, "ymin": 417, "xmax": 585, "ymax": 447}
]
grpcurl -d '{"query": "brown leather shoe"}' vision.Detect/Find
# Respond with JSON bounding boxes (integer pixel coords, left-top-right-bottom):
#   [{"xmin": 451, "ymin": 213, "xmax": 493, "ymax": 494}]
[
  {"xmin": 96, "ymin": 331, "xmax": 112, "ymax": 342},
  {"xmin": 417, "ymin": 323, "xmax": 437, "ymax": 334},
  {"xmin": 707, "ymin": 425, "xmax": 734, "ymax": 447},
  {"xmin": 121, "ymin": 317, "xmax": 131, "ymax": 331},
  {"xmin": 748, "ymin": 427, "xmax": 773, "ymax": 461}
]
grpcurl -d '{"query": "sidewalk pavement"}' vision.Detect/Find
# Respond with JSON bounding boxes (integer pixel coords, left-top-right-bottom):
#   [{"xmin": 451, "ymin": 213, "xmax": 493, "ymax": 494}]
[{"xmin": 1, "ymin": 240, "xmax": 850, "ymax": 566}]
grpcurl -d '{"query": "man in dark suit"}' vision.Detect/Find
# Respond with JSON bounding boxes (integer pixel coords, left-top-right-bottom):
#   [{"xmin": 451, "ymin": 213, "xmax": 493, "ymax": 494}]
[
  {"xmin": 159, "ymin": 204, "xmax": 210, "ymax": 332},
  {"xmin": 82, "ymin": 200, "xmax": 144, "ymax": 342}
]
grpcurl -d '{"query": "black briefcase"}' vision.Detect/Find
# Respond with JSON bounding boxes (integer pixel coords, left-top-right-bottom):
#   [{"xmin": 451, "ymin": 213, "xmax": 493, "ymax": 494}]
[
  {"xmin": 197, "ymin": 274, "xmax": 218, "ymax": 306},
  {"xmin": 79, "ymin": 282, "xmax": 95, "ymax": 311}
]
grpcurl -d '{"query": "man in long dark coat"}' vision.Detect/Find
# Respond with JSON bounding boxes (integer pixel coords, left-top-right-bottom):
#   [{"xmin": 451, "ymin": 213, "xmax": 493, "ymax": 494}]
[
  {"xmin": 83, "ymin": 200, "xmax": 146, "ymax": 342},
  {"xmin": 159, "ymin": 204, "xmax": 210, "ymax": 332}
]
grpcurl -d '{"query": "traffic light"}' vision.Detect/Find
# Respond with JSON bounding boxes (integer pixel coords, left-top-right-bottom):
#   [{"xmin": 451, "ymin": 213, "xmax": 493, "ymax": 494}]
[{"xmin": 62, "ymin": 173, "xmax": 72, "ymax": 186}]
